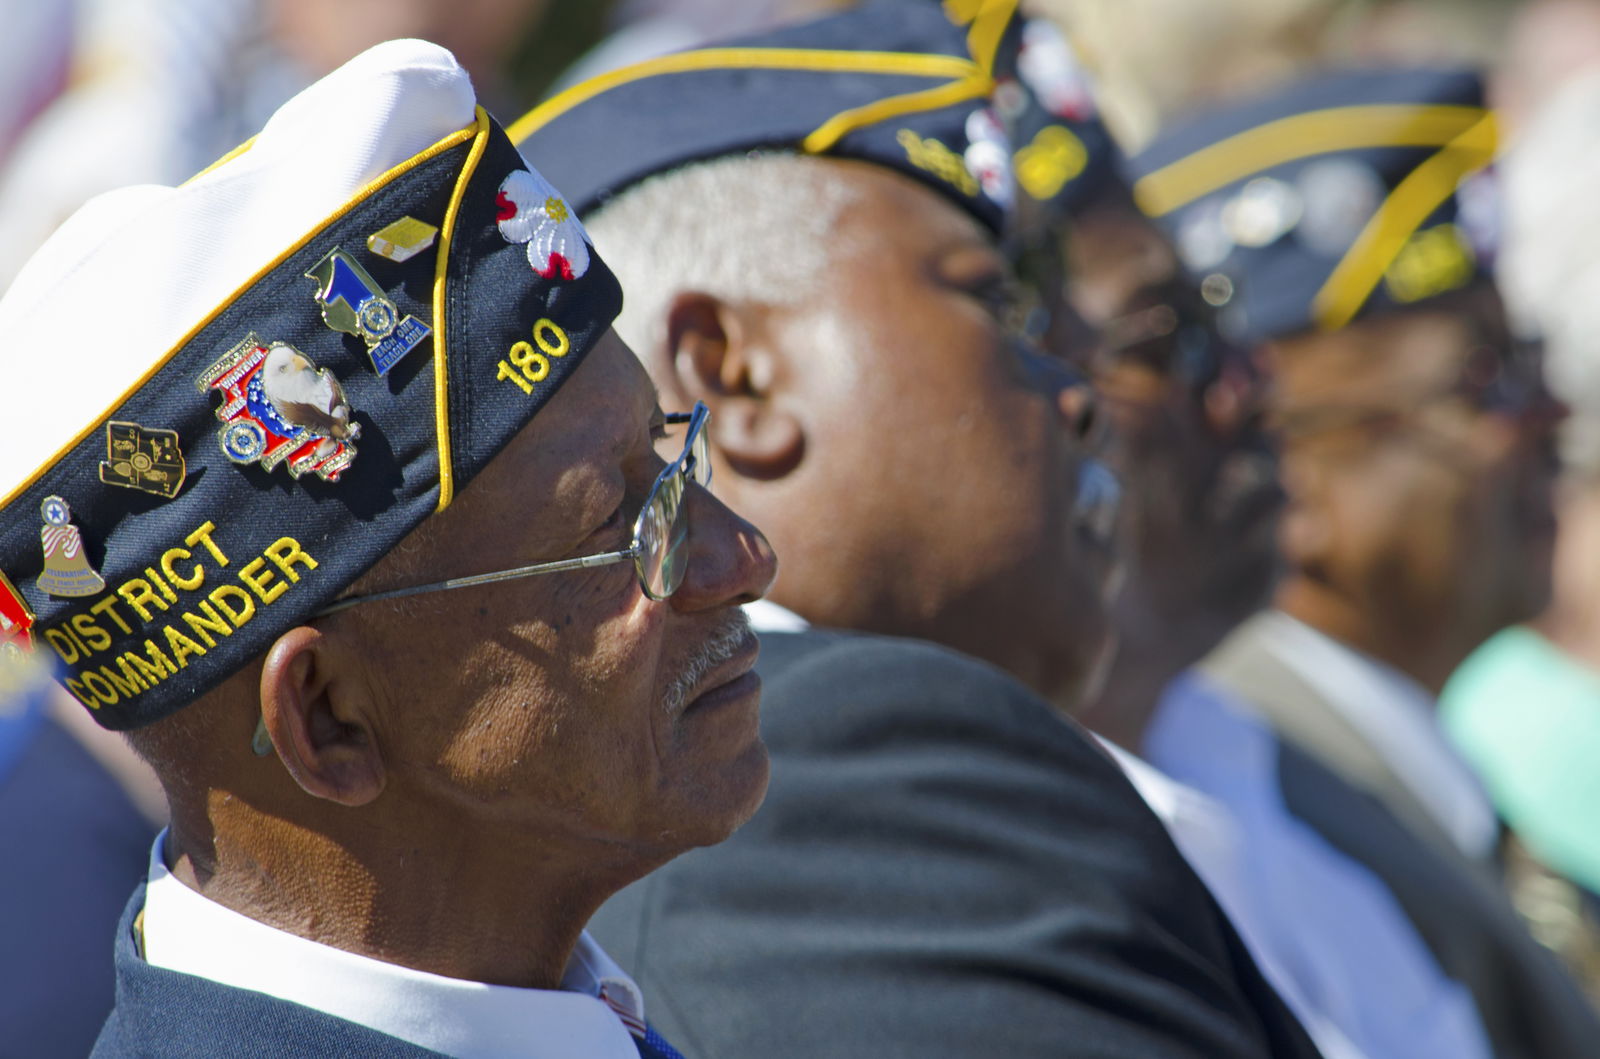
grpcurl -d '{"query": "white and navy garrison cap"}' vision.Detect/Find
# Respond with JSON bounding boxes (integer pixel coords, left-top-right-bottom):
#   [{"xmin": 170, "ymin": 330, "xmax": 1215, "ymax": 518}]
[
  {"xmin": 1125, "ymin": 69, "xmax": 1498, "ymax": 345},
  {"xmin": 0, "ymin": 40, "xmax": 622, "ymax": 729}
]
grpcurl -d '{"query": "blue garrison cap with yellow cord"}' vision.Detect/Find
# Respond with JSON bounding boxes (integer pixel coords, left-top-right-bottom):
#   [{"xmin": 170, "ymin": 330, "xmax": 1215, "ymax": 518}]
[
  {"xmin": 1125, "ymin": 68, "xmax": 1500, "ymax": 345},
  {"xmin": 510, "ymin": 0, "xmax": 1037, "ymax": 231}
]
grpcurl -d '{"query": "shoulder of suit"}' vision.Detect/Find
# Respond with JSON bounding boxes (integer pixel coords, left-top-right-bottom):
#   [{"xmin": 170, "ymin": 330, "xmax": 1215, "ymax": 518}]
[{"xmin": 754, "ymin": 628, "xmax": 1095, "ymax": 755}]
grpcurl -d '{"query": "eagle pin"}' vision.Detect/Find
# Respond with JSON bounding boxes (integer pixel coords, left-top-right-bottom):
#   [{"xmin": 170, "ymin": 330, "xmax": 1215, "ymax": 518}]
[{"xmin": 198, "ymin": 334, "xmax": 359, "ymax": 482}]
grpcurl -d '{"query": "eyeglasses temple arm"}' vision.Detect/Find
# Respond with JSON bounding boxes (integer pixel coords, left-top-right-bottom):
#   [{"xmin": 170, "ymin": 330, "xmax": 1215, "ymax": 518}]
[{"xmin": 315, "ymin": 550, "xmax": 636, "ymax": 617}]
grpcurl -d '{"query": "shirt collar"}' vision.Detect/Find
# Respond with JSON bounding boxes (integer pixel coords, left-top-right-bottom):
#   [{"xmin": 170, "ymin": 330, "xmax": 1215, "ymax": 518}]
[
  {"xmin": 1255, "ymin": 611, "xmax": 1498, "ymax": 859},
  {"xmin": 139, "ymin": 832, "xmax": 646, "ymax": 1059}
]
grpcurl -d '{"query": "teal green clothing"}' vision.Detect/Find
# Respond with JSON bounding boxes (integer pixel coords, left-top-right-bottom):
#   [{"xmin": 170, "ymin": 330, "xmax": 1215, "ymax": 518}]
[{"xmin": 1443, "ymin": 627, "xmax": 1600, "ymax": 896}]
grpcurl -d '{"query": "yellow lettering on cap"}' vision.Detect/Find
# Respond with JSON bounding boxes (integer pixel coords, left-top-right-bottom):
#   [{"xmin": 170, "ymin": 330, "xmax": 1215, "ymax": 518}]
[
  {"xmin": 208, "ymin": 584, "xmax": 256, "ymax": 628},
  {"xmin": 264, "ymin": 538, "xmax": 317, "ymax": 583},
  {"xmin": 44, "ymin": 627, "xmax": 80, "ymax": 665},
  {"xmin": 125, "ymin": 644, "xmax": 175, "ymax": 687},
  {"xmin": 115, "ymin": 655, "xmax": 151, "ymax": 692},
  {"xmin": 163, "ymin": 625, "xmax": 206, "ymax": 668},
  {"xmin": 182, "ymin": 601, "xmax": 233, "ymax": 649},
  {"xmin": 91, "ymin": 596, "xmax": 133, "ymax": 635},
  {"xmin": 161, "ymin": 548, "xmax": 205, "ymax": 592},
  {"xmin": 186, "ymin": 522, "xmax": 229, "ymax": 567},
  {"xmin": 237, "ymin": 559, "xmax": 287, "ymax": 605},
  {"xmin": 71, "ymin": 613, "xmax": 112, "ymax": 653},
  {"xmin": 118, "ymin": 579, "xmax": 169, "ymax": 623},
  {"xmin": 96, "ymin": 664, "xmax": 141, "ymax": 701},
  {"xmin": 64, "ymin": 677, "xmax": 98, "ymax": 710}
]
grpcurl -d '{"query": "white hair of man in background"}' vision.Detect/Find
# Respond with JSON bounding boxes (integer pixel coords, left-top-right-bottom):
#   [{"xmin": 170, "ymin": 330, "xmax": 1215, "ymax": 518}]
[{"xmin": 587, "ymin": 152, "xmax": 861, "ymax": 357}]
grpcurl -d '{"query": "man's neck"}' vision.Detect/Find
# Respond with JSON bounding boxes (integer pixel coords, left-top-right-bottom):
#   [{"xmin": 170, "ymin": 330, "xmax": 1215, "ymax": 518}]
[
  {"xmin": 165, "ymin": 812, "xmax": 632, "ymax": 991},
  {"xmin": 1275, "ymin": 578, "xmax": 1461, "ymax": 698}
]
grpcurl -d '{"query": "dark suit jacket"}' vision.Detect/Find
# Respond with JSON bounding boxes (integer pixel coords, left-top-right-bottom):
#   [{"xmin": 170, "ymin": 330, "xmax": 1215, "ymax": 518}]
[
  {"xmin": 92, "ymin": 886, "xmax": 682, "ymax": 1059},
  {"xmin": 1205, "ymin": 615, "xmax": 1600, "ymax": 1059},
  {"xmin": 587, "ymin": 629, "xmax": 1322, "ymax": 1058}
]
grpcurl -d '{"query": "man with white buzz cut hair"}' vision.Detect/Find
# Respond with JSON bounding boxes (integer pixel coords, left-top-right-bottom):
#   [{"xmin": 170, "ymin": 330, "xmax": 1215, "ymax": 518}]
[
  {"xmin": 515, "ymin": 4, "xmax": 1325, "ymax": 1057},
  {"xmin": 595, "ymin": 154, "xmax": 863, "ymax": 354},
  {"xmin": 0, "ymin": 37, "xmax": 778, "ymax": 1059}
]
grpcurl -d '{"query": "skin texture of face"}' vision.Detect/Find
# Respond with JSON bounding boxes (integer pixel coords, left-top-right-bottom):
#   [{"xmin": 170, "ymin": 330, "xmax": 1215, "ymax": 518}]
[
  {"xmin": 656, "ymin": 159, "xmax": 1108, "ymax": 708},
  {"xmin": 154, "ymin": 330, "xmax": 778, "ymax": 989},
  {"xmin": 1270, "ymin": 294, "xmax": 1561, "ymax": 693}
]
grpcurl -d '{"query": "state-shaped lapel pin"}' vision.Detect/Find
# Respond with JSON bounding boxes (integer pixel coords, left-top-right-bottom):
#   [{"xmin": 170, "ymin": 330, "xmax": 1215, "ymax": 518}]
[
  {"xmin": 306, "ymin": 248, "xmax": 431, "ymax": 376},
  {"xmin": 99, "ymin": 421, "xmax": 187, "ymax": 499}
]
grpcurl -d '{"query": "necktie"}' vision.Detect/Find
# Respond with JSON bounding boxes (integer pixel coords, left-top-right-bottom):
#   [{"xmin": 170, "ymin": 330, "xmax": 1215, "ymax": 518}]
[
  {"xmin": 634, "ymin": 1024, "xmax": 687, "ymax": 1059},
  {"xmin": 601, "ymin": 982, "xmax": 686, "ymax": 1059}
]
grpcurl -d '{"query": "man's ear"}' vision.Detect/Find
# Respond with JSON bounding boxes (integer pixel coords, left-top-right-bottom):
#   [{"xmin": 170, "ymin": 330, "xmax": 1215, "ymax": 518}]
[
  {"xmin": 665, "ymin": 290, "xmax": 803, "ymax": 480},
  {"xmin": 258, "ymin": 626, "xmax": 384, "ymax": 807}
]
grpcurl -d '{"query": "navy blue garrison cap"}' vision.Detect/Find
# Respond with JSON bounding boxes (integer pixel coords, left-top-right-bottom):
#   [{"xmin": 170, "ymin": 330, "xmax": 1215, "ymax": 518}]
[
  {"xmin": 511, "ymin": 0, "xmax": 1031, "ymax": 232},
  {"xmin": 0, "ymin": 42, "xmax": 621, "ymax": 729},
  {"xmin": 1125, "ymin": 68, "xmax": 1499, "ymax": 344}
]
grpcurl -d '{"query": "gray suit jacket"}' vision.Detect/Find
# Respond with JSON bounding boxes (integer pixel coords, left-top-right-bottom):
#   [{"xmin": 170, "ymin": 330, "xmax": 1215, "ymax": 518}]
[{"xmin": 1204, "ymin": 613, "xmax": 1600, "ymax": 1058}]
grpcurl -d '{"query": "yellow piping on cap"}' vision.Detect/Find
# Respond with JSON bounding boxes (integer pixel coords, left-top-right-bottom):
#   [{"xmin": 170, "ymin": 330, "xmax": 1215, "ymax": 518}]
[
  {"xmin": 429, "ymin": 106, "xmax": 492, "ymax": 513},
  {"xmin": 802, "ymin": 73, "xmax": 994, "ymax": 155},
  {"xmin": 508, "ymin": 47, "xmax": 980, "ymax": 143},
  {"xmin": 1311, "ymin": 112, "xmax": 1497, "ymax": 332},
  {"xmin": 962, "ymin": 0, "xmax": 1019, "ymax": 75},
  {"xmin": 185, "ymin": 135, "xmax": 259, "ymax": 185},
  {"xmin": 0, "ymin": 122, "xmax": 479, "ymax": 513},
  {"xmin": 1133, "ymin": 104, "xmax": 1487, "ymax": 218}
]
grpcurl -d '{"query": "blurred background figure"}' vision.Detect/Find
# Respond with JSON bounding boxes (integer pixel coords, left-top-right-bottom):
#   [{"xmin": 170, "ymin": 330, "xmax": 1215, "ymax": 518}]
[
  {"xmin": 0, "ymin": 0, "xmax": 74, "ymax": 165},
  {"xmin": 1124, "ymin": 65, "xmax": 1600, "ymax": 1057},
  {"xmin": 0, "ymin": 638, "xmax": 162, "ymax": 1058},
  {"xmin": 0, "ymin": 0, "xmax": 555, "ymax": 291},
  {"xmin": 1028, "ymin": 0, "xmax": 1514, "ymax": 150},
  {"xmin": 1441, "ymin": 0, "xmax": 1600, "ymax": 993}
]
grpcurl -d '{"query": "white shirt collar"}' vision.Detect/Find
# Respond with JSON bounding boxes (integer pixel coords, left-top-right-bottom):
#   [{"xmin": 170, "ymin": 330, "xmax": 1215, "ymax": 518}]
[
  {"xmin": 1255, "ymin": 611, "xmax": 1498, "ymax": 859},
  {"xmin": 743, "ymin": 598, "xmax": 810, "ymax": 633},
  {"xmin": 139, "ymin": 832, "xmax": 647, "ymax": 1059}
]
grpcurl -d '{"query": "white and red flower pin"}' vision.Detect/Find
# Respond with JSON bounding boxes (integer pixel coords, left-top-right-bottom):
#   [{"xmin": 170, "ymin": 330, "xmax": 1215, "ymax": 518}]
[{"xmin": 496, "ymin": 168, "xmax": 592, "ymax": 281}]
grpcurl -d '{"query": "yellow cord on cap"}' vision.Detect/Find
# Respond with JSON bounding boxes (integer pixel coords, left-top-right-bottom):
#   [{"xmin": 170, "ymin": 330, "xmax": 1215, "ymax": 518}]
[
  {"xmin": 508, "ymin": 47, "xmax": 980, "ymax": 143},
  {"xmin": 429, "ymin": 106, "xmax": 493, "ymax": 513},
  {"xmin": 1311, "ymin": 113, "xmax": 1497, "ymax": 332},
  {"xmin": 1133, "ymin": 103, "xmax": 1486, "ymax": 218}
]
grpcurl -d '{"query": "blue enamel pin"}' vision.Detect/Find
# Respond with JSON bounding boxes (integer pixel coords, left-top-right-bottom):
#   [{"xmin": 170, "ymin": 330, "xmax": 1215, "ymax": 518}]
[{"xmin": 305, "ymin": 248, "xmax": 431, "ymax": 376}]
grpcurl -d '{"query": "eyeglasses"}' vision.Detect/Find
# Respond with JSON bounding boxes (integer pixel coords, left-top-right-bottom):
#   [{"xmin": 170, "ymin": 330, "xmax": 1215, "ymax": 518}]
[{"xmin": 317, "ymin": 402, "xmax": 713, "ymax": 617}]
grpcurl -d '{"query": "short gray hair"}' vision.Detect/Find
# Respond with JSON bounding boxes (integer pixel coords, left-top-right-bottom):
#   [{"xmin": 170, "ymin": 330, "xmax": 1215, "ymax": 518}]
[{"xmin": 584, "ymin": 152, "xmax": 862, "ymax": 356}]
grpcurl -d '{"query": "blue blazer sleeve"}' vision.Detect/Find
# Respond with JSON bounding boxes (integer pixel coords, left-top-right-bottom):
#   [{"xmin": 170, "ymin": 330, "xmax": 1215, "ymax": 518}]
[{"xmin": 588, "ymin": 630, "xmax": 1321, "ymax": 1058}]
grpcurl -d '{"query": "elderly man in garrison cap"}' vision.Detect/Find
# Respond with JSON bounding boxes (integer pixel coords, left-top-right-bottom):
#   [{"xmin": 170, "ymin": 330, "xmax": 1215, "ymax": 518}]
[
  {"xmin": 0, "ymin": 39, "xmax": 778, "ymax": 1058},
  {"xmin": 1127, "ymin": 69, "xmax": 1600, "ymax": 1058},
  {"xmin": 514, "ymin": 5, "xmax": 1323, "ymax": 1058}
]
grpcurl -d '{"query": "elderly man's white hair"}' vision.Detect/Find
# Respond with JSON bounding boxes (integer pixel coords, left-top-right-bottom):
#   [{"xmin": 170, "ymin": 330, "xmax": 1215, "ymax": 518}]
[{"xmin": 585, "ymin": 152, "xmax": 862, "ymax": 357}]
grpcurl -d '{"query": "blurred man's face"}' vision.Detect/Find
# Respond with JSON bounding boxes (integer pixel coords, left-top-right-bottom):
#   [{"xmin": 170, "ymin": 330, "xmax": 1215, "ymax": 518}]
[
  {"xmin": 1271, "ymin": 296, "xmax": 1561, "ymax": 649},
  {"xmin": 763, "ymin": 161, "xmax": 1110, "ymax": 705},
  {"xmin": 1051, "ymin": 192, "xmax": 1282, "ymax": 660}
]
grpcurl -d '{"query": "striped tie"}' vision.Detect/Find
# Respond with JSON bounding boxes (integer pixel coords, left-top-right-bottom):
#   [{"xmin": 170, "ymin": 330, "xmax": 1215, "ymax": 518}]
[{"xmin": 600, "ymin": 983, "xmax": 686, "ymax": 1059}]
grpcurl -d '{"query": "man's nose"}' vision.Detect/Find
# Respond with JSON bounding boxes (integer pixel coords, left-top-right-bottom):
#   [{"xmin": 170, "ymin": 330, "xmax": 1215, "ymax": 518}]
[
  {"xmin": 670, "ymin": 484, "xmax": 779, "ymax": 611},
  {"xmin": 1021, "ymin": 347, "xmax": 1097, "ymax": 442}
]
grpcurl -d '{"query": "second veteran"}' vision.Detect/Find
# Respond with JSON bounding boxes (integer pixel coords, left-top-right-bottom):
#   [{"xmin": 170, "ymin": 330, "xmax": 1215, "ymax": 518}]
[
  {"xmin": 0, "ymin": 40, "xmax": 777, "ymax": 1059},
  {"xmin": 514, "ymin": 5, "xmax": 1322, "ymax": 1058}
]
